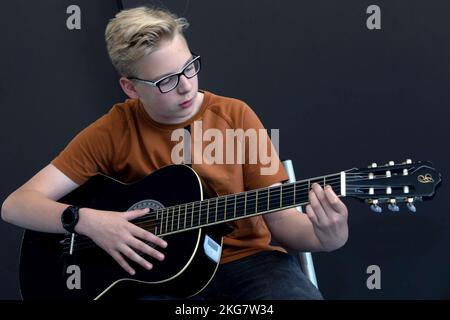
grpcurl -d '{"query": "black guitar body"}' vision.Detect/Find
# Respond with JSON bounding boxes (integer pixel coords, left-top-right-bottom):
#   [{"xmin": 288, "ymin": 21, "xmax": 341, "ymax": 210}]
[{"xmin": 20, "ymin": 165, "xmax": 229, "ymax": 300}]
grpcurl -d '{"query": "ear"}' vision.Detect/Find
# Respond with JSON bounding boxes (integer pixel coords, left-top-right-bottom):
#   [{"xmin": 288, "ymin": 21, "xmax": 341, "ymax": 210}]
[{"xmin": 119, "ymin": 77, "xmax": 140, "ymax": 99}]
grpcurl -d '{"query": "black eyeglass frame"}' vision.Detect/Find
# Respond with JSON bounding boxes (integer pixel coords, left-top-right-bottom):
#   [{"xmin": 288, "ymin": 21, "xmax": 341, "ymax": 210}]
[{"xmin": 128, "ymin": 54, "xmax": 201, "ymax": 93}]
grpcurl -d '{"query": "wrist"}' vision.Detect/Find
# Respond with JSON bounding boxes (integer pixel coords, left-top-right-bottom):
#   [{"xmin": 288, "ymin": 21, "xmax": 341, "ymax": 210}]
[{"xmin": 73, "ymin": 207, "xmax": 93, "ymax": 235}]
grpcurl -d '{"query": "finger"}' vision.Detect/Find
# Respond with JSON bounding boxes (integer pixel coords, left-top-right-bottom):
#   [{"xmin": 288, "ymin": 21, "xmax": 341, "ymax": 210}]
[
  {"xmin": 309, "ymin": 187, "xmax": 327, "ymax": 224},
  {"xmin": 110, "ymin": 250, "xmax": 136, "ymax": 275},
  {"xmin": 312, "ymin": 183, "xmax": 335, "ymax": 218},
  {"xmin": 324, "ymin": 185, "xmax": 348, "ymax": 216},
  {"xmin": 305, "ymin": 204, "xmax": 319, "ymax": 226},
  {"xmin": 132, "ymin": 226, "xmax": 168, "ymax": 249},
  {"xmin": 130, "ymin": 238, "xmax": 165, "ymax": 262},
  {"xmin": 122, "ymin": 208, "xmax": 150, "ymax": 221},
  {"xmin": 119, "ymin": 244, "xmax": 153, "ymax": 271}
]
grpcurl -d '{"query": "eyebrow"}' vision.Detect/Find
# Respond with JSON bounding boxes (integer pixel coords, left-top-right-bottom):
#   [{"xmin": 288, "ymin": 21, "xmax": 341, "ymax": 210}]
[{"xmin": 152, "ymin": 56, "xmax": 194, "ymax": 81}]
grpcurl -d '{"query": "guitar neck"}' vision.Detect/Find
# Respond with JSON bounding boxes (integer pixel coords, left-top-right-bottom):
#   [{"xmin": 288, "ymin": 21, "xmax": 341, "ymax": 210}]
[{"xmin": 150, "ymin": 171, "xmax": 346, "ymax": 236}]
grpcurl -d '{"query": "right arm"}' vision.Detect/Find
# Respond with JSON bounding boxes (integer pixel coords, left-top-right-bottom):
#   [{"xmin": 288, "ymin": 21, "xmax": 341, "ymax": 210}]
[{"xmin": 1, "ymin": 164, "xmax": 167, "ymax": 275}]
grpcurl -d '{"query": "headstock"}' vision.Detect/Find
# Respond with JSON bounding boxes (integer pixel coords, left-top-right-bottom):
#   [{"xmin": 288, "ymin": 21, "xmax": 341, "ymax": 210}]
[{"xmin": 345, "ymin": 159, "xmax": 442, "ymax": 213}]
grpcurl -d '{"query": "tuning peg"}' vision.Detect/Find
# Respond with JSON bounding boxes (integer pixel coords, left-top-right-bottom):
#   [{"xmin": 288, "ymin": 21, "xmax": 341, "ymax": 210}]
[
  {"xmin": 388, "ymin": 199, "xmax": 400, "ymax": 212},
  {"xmin": 406, "ymin": 198, "xmax": 416, "ymax": 213},
  {"xmin": 405, "ymin": 159, "xmax": 412, "ymax": 164},
  {"xmin": 369, "ymin": 163, "xmax": 377, "ymax": 168},
  {"xmin": 407, "ymin": 202, "xmax": 417, "ymax": 213},
  {"xmin": 369, "ymin": 200, "xmax": 382, "ymax": 213},
  {"xmin": 370, "ymin": 204, "xmax": 382, "ymax": 213},
  {"xmin": 388, "ymin": 161, "xmax": 395, "ymax": 166}
]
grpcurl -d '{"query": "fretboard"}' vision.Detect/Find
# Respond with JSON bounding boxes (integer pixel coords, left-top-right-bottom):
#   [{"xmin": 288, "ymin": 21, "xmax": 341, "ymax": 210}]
[{"xmin": 148, "ymin": 171, "xmax": 345, "ymax": 236}]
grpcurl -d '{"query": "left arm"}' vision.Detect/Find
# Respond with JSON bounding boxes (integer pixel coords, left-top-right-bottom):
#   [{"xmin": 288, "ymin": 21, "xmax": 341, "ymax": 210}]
[{"xmin": 264, "ymin": 183, "xmax": 349, "ymax": 252}]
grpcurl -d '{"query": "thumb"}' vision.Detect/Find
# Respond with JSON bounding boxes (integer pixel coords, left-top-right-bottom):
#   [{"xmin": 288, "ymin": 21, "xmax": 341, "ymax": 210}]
[{"xmin": 122, "ymin": 208, "xmax": 150, "ymax": 221}]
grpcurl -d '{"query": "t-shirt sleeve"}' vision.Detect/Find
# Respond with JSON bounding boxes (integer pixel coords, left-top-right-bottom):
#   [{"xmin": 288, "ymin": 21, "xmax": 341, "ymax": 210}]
[
  {"xmin": 241, "ymin": 104, "xmax": 289, "ymax": 191},
  {"xmin": 51, "ymin": 115, "xmax": 116, "ymax": 185}
]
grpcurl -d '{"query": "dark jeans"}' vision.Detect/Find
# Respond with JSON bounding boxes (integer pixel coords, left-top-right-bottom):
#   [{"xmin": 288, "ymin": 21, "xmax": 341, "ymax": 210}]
[{"xmin": 141, "ymin": 251, "xmax": 323, "ymax": 300}]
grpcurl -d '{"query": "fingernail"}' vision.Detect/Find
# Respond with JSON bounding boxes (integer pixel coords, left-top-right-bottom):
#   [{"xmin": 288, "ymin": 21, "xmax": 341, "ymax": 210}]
[
  {"xmin": 130, "ymin": 270, "xmax": 135, "ymax": 275},
  {"xmin": 147, "ymin": 263, "xmax": 153, "ymax": 270},
  {"xmin": 159, "ymin": 253, "xmax": 165, "ymax": 260}
]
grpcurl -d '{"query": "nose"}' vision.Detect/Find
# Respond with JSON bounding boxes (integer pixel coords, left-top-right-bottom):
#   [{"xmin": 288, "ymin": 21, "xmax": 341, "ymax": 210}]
[{"xmin": 177, "ymin": 74, "xmax": 192, "ymax": 94}]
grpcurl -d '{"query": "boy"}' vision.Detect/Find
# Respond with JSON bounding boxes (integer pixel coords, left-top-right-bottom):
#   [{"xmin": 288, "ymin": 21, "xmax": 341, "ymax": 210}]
[{"xmin": 1, "ymin": 7, "xmax": 348, "ymax": 299}]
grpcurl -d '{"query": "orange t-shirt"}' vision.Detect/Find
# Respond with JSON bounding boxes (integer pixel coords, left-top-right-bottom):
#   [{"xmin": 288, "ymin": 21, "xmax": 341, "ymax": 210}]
[{"xmin": 51, "ymin": 90, "xmax": 289, "ymax": 263}]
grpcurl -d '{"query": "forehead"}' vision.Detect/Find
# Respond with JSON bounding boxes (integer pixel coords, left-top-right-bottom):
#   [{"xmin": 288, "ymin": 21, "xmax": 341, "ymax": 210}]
[{"xmin": 136, "ymin": 34, "xmax": 192, "ymax": 79}]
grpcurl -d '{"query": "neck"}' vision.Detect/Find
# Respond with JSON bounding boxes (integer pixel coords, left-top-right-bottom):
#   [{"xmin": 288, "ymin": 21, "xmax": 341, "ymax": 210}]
[{"xmin": 147, "ymin": 171, "xmax": 346, "ymax": 236}]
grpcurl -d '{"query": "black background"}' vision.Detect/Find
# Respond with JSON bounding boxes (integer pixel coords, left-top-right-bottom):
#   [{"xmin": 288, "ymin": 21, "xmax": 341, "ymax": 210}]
[{"xmin": 0, "ymin": 0, "xmax": 449, "ymax": 299}]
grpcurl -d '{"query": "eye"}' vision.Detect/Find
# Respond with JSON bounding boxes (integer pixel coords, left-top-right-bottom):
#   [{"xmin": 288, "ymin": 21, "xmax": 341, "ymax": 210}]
[
  {"xmin": 185, "ymin": 64, "xmax": 195, "ymax": 72},
  {"xmin": 160, "ymin": 76, "xmax": 175, "ymax": 86}
]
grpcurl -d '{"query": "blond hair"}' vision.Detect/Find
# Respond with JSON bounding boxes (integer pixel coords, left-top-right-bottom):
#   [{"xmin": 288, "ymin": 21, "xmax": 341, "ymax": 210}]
[{"xmin": 105, "ymin": 7, "xmax": 189, "ymax": 77}]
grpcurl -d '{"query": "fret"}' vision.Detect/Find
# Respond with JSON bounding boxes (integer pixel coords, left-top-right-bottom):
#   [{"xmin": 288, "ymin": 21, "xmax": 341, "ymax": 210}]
[
  {"xmin": 184, "ymin": 203, "xmax": 188, "ymax": 230},
  {"xmin": 206, "ymin": 199, "xmax": 210, "ymax": 225},
  {"xmin": 170, "ymin": 207, "xmax": 173, "ymax": 232},
  {"xmin": 246, "ymin": 191, "xmax": 256, "ymax": 216},
  {"xmin": 156, "ymin": 210, "xmax": 160, "ymax": 235},
  {"xmin": 198, "ymin": 201, "xmax": 202, "ymax": 226},
  {"xmin": 279, "ymin": 185, "xmax": 282, "ymax": 208},
  {"xmin": 160, "ymin": 209, "xmax": 164, "ymax": 233},
  {"xmin": 255, "ymin": 190, "xmax": 258, "ymax": 213},
  {"xmin": 268, "ymin": 186, "xmax": 281, "ymax": 211},
  {"xmin": 323, "ymin": 176, "xmax": 326, "ymax": 187},
  {"xmin": 293, "ymin": 183, "xmax": 296, "ymax": 206},
  {"xmin": 216, "ymin": 197, "xmax": 226, "ymax": 222},
  {"xmin": 282, "ymin": 183, "xmax": 295, "ymax": 208},
  {"xmin": 215, "ymin": 197, "xmax": 218, "ymax": 222},
  {"xmin": 235, "ymin": 193, "xmax": 246, "ymax": 218},
  {"xmin": 190, "ymin": 202, "xmax": 195, "ymax": 228},
  {"xmin": 177, "ymin": 206, "xmax": 181, "ymax": 231},
  {"xmin": 244, "ymin": 193, "xmax": 247, "ymax": 216},
  {"xmin": 257, "ymin": 188, "xmax": 269, "ymax": 214},
  {"xmin": 224, "ymin": 196, "xmax": 227, "ymax": 220},
  {"xmin": 233, "ymin": 194, "xmax": 237, "ymax": 219},
  {"xmin": 164, "ymin": 209, "xmax": 169, "ymax": 234},
  {"xmin": 295, "ymin": 181, "xmax": 307, "ymax": 205}
]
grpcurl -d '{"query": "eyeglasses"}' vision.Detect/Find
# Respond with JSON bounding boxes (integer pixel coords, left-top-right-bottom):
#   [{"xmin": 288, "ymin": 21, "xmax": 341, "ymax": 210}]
[{"xmin": 128, "ymin": 55, "xmax": 201, "ymax": 93}]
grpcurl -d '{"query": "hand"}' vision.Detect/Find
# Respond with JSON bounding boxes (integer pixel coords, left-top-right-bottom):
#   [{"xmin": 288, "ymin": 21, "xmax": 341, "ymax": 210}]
[
  {"xmin": 305, "ymin": 183, "xmax": 349, "ymax": 251},
  {"xmin": 75, "ymin": 207, "xmax": 167, "ymax": 275}
]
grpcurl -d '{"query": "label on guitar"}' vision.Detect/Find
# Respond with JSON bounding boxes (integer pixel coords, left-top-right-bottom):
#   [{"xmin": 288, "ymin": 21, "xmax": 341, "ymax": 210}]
[{"xmin": 203, "ymin": 235, "xmax": 221, "ymax": 263}]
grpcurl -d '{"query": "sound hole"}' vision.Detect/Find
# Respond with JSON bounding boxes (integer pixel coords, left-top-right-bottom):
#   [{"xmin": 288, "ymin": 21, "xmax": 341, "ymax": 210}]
[{"xmin": 127, "ymin": 199, "xmax": 165, "ymax": 253}]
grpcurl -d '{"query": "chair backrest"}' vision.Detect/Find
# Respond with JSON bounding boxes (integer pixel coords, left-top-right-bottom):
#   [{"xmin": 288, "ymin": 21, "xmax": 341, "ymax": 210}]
[{"xmin": 282, "ymin": 159, "xmax": 319, "ymax": 289}]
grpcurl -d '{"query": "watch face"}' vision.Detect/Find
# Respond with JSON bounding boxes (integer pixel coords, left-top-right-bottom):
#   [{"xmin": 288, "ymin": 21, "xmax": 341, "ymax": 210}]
[
  {"xmin": 62, "ymin": 210, "xmax": 74, "ymax": 224},
  {"xmin": 62, "ymin": 206, "xmax": 78, "ymax": 227}
]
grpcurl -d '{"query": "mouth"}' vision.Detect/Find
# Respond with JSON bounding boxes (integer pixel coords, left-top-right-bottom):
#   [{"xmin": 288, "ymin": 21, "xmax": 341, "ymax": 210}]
[{"xmin": 179, "ymin": 98, "xmax": 193, "ymax": 108}]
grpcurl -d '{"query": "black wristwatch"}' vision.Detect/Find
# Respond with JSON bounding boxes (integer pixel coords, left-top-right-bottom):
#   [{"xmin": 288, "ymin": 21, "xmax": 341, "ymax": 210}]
[{"xmin": 61, "ymin": 205, "xmax": 81, "ymax": 234}]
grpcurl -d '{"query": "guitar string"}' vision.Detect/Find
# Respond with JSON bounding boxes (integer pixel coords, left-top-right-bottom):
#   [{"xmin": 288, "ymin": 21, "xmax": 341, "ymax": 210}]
[
  {"xmin": 62, "ymin": 176, "xmax": 408, "ymax": 252},
  {"xmin": 61, "ymin": 175, "xmax": 409, "ymax": 252},
  {"xmin": 61, "ymin": 169, "xmax": 417, "ymax": 251},
  {"xmin": 61, "ymin": 185, "xmax": 341, "ymax": 252}
]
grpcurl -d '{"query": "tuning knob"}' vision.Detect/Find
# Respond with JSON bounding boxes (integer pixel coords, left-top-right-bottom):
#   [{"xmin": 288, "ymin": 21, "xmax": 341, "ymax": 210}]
[
  {"xmin": 407, "ymin": 202, "xmax": 417, "ymax": 213},
  {"xmin": 369, "ymin": 200, "xmax": 382, "ymax": 213},
  {"xmin": 406, "ymin": 198, "xmax": 416, "ymax": 213},
  {"xmin": 370, "ymin": 204, "xmax": 382, "ymax": 213},
  {"xmin": 388, "ymin": 199, "xmax": 400, "ymax": 212}
]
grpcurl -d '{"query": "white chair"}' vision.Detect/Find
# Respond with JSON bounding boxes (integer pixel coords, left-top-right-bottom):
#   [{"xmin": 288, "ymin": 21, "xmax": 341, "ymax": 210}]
[{"xmin": 282, "ymin": 159, "xmax": 319, "ymax": 289}]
